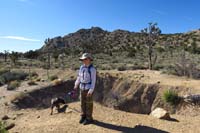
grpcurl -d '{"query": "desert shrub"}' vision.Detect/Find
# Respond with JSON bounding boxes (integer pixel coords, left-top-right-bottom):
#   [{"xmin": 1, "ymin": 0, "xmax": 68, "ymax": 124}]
[
  {"xmin": 128, "ymin": 65, "xmax": 147, "ymax": 70},
  {"xmin": 162, "ymin": 61, "xmax": 200, "ymax": 79},
  {"xmin": 49, "ymin": 75, "xmax": 58, "ymax": 81},
  {"xmin": 70, "ymin": 65, "xmax": 80, "ymax": 70},
  {"xmin": 35, "ymin": 77, "xmax": 41, "ymax": 82},
  {"xmin": 0, "ymin": 77, "xmax": 6, "ymax": 86},
  {"xmin": 0, "ymin": 121, "xmax": 7, "ymax": 133},
  {"xmin": 98, "ymin": 65, "xmax": 111, "ymax": 70},
  {"xmin": 7, "ymin": 80, "xmax": 20, "ymax": 90},
  {"xmin": 163, "ymin": 90, "xmax": 181, "ymax": 105},
  {"xmin": 102, "ymin": 66, "xmax": 111, "ymax": 70},
  {"xmin": 117, "ymin": 66, "xmax": 127, "ymax": 71},
  {"xmin": 0, "ymin": 71, "xmax": 28, "ymax": 85},
  {"xmin": 54, "ymin": 64, "xmax": 59, "ymax": 69},
  {"xmin": 161, "ymin": 65, "xmax": 176, "ymax": 75},
  {"xmin": 153, "ymin": 64, "xmax": 164, "ymax": 70},
  {"xmin": 0, "ymin": 69, "xmax": 9, "ymax": 75},
  {"xmin": 112, "ymin": 59, "xmax": 119, "ymax": 63},
  {"xmin": 27, "ymin": 80, "xmax": 37, "ymax": 86},
  {"xmin": 29, "ymin": 72, "xmax": 38, "ymax": 78}
]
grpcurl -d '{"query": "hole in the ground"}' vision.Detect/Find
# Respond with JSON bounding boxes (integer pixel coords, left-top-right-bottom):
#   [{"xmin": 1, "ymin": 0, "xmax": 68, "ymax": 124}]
[
  {"xmin": 11, "ymin": 80, "xmax": 78, "ymax": 109},
  {"xmin": 11, "ymin": 74, "xmax": 164, "ymax": 114}
]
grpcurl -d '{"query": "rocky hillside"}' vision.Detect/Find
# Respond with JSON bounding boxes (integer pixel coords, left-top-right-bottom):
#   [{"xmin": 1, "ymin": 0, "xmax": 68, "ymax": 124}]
[{"xmin": 40, "ymin": 27, "xmax": 200, "ymax": 55}]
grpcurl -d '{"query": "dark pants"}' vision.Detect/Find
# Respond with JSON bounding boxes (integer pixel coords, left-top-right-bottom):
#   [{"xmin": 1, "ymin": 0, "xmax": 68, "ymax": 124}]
[{"xmin": 80, "ymin": 90, "xmax": 93, "ymax": 120}]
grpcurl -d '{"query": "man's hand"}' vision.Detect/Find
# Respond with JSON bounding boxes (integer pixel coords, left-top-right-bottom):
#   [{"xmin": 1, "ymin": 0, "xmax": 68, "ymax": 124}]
[
  {"xmin": 73, "ymin": 86, "xmax": 78, "ymax": 90},
  {"xmin": 87, "ymin": 90, "xmax": 93, "ymax": 97}
]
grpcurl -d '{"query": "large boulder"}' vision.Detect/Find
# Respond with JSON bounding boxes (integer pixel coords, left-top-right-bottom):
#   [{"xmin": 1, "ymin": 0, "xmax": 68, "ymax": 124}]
[{"xmin": 150, "ymin": 108, "xmax": 170, "ymax": 120}]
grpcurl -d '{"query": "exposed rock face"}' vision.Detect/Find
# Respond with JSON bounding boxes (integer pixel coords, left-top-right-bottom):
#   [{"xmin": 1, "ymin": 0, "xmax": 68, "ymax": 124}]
[
  {"xmin": 150, "ymin": 108, "xmax": 170, "ymax": 120},
  {"xmin": 41, "ymin": 27, "xmax": 109, "ymax": 53}
]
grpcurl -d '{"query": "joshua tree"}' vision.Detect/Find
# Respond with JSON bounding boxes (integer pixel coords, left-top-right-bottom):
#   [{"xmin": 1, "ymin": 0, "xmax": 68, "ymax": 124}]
[
  {"xmin": 141, "ymin": 22, "xmax": 161, "ymax": 70},
  {"xmin": 4, "ymin": 50, "xmax": 9, "ymax": 62},
  {"xmin": 44, "ymin": 38, "xmax": 51, "ymax": 69},
  {"xmin": 9, "ymin": 51, "xmax": 19, "ymax": 66},
  {"xmin": 43, "ymin": 38, "xmax": 52, "ymax": 79},
  {"xmin": 52, "ymin": 50, "xmax": 59, "ymax": 63},
  {"xmin": 58, "ymin": 53, "xmax": 65, "ymax": 70}
]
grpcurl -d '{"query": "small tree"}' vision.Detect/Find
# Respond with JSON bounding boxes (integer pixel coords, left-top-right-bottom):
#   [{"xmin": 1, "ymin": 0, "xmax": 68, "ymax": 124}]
[
  {"xmin": 4, "ymin": 50, "xmax": 9, "ymax": 63},
  {"xmin": 58, "ymin": 53, "xmax": 66, "ymax": 70},
  {"xmin": 44, "ymin": 38, "xmax": 52, "ymax": 69},
  {"xmin": 52, "ymin": 50, "xmax": 59, "ymax": 63},
  {"xmin": 9, "ymin": 51, "xmax": 19, "ymax": 66},
  {"xmin": 24, "ymin": 50, "xmax": 39, "ymax": 59},
  {"xmin": 141, "ymin": 22, "xmax": 161, "ymax": 70}
]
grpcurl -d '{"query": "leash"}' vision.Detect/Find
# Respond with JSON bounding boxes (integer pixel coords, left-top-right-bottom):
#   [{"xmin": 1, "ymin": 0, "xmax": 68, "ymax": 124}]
[{"xmin": 67, "ymin": 106, "xmax": 81, "ymax": 113}]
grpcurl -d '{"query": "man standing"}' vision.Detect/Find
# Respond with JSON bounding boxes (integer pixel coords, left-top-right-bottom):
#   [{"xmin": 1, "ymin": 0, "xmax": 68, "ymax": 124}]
[{"xmin": 74, "ymin": 53, "xmax": 96, "ymax": 125}]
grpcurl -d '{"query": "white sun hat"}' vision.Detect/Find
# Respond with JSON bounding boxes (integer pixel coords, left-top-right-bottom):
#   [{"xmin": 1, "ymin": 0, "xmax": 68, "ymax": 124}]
[{"xmin": 79, "ymin": 53, "xmax": 93, "ymax": 61}]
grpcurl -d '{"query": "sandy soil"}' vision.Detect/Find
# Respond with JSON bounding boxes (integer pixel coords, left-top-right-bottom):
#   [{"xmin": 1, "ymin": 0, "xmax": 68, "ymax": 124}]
[
  {"xmin": 5, "ymin": 102, "xmax": 200, "ymax": 133},
  {"xmin": 0, "ymin": 69, "xmax": 200, "ymax": 133}
]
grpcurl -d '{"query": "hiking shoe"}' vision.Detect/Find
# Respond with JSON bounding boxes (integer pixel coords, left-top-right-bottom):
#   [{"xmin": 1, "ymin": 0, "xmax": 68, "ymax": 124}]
[
  {"xmin": 83, "ymin": 119, "xmax": 93, "ymax": 125},
  {"xmin": 79, "ymin": 116, "xmax": 86, "ymax": 124}
]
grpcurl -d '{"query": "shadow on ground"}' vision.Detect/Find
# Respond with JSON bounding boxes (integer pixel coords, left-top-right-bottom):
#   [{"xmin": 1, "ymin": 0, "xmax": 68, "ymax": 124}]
[
  {"xmin": 93, "ymin": 120, "xmax": 169, "ymax": 133},
  {"xmin": 58, "ymin": 104, "xmax": 68, "ymax": 113},
  {"xmin": 165, "ymin": 117, "xmax": 179, "ymax": 122}
]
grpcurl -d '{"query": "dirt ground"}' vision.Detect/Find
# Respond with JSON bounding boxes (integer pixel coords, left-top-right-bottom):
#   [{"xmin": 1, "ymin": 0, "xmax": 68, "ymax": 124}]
[
  {"xmin": 0, "ymin": 69, "xmax": 200, "ymax": 133},
  {"xmin": 5, "ymin": 102, "xmax": 200, "ymax": 133}
]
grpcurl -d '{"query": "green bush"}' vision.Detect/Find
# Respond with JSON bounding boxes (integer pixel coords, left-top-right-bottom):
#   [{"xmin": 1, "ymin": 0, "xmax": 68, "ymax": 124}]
[
  {"xmin": 0, "ymin": 69, "xmax": 9, "ymax": 75},
  {"xmin": 29, "ymin": 72, "xmax": 39, "ymax": 78},
  {"xmin": 0, "ymin": 71, "xmax": 28, "ymax": 85},
  {"xmin": 7, "ymin": 80, "xmax": 20, "ymax": 90},
  {"xmin": 112, "ymin": 59, "xmax": 119, "ymax": 63},
  {"xmin": 163, "ymin": 90, "xmax": 180, "ymax": 105},
  {"xmin": 99, "ymin": 65, "xmax": 111, "ymax": 70},
  {"xmin": 153, "ymin": 64, "xmax": 164, "ymax": 70},
  {"xmin": 117, "ymin": 66, "xmax": 127, "ymax": 71},
  {"xmin": 130, "ymin": 65, "xmax": 147, "ymax": 70},
  {"xmin": 49, "ymin": 75, "xmax": 58, "ymax": 81},
  {"xmin": 0, "ymin": 77, "xmax": 6, "ymax": 86},
  {"xmin": 0, "ymin": 121, "xmax": 7, "ymax": 133}
]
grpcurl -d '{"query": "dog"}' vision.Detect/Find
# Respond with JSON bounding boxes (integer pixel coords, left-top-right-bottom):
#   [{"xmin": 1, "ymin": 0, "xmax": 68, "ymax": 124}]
[
  {"xmin": 50, "ymin": 90, "xmax": 78, "ymax": 115},
  {"xmin": 50, "ymin": 97, "xmax": 66, "ymax": 115}
]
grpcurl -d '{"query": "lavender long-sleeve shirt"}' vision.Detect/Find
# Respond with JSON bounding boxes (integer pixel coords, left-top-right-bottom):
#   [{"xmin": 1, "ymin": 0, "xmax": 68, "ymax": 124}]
[{"xmin": 74, "ymin": 64, "xmax": 96, "ymax": 93}]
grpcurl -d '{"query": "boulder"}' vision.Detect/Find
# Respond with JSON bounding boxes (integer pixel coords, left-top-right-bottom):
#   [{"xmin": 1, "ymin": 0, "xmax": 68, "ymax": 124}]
[{"xmin": 150, "ymin": 108, "xmax": 170, "ymax": 120}]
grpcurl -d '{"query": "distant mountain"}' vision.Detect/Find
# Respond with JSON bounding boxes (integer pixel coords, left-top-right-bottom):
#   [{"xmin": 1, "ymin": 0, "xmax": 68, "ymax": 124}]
[{"xmin": 40, "ymin": 27, "xmax": 200, "ymax": 54}]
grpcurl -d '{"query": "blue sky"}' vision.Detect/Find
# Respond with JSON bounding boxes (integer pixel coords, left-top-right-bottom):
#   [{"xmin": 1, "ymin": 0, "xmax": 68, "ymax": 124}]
[{"xmin": 0, "ymin": 0, "xmax": 200, "ymax": 52}]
